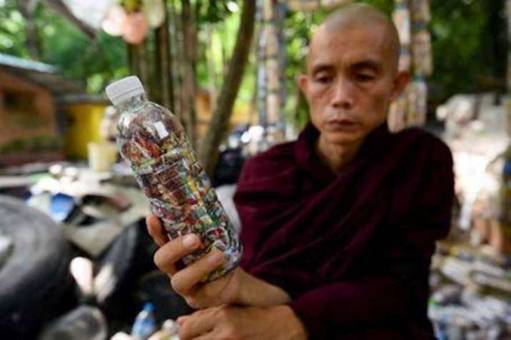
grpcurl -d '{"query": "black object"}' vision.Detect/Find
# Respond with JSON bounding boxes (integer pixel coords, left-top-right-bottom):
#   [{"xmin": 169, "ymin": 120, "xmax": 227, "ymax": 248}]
[
  {"xmin": 136, "ymin": 271, "xmax": 194, "ymax": 323},
  {"xmin": 213, "ymin": 148, "xmax": 245, "ymax": 187},
  {"xmin": 0, "ymin": 195, "xmax": 77, "ymax": 338},
  {"xmin": 94, "ymin": 220, "xmax": 158, "ymax": 335}
]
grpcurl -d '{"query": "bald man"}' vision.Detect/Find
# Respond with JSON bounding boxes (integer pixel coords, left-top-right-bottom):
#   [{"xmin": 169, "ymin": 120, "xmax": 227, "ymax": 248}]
[{"xmin": 147, "ymin": 4, "xmax": 454, "ymax": 339}]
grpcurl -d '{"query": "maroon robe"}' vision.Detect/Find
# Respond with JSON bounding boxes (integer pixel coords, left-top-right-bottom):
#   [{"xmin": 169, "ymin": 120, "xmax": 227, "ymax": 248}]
[{"xmin": 234, "ymin": 122, "xmax": 454, "ymax": 339}]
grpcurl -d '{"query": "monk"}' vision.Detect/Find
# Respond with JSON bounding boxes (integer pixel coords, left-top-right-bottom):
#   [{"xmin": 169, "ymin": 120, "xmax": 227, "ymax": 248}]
[{"xmin": 146, "ymin": 3, "xmax": 454, "ymax": 339}]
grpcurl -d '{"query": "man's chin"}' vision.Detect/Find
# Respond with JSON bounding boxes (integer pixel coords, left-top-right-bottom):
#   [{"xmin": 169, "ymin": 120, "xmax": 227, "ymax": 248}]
[{"xmin": 324, "ymin": 131, "xmax": 363, "ymax": 146}]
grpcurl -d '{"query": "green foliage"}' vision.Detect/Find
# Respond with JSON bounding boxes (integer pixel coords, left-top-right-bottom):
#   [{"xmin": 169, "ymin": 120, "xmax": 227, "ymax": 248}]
[
  {"xmin": 0, "ymin": 0, "xmax": 30, "ymax": 57},
  {"xmin": 430, "ymin": 0, "xmax": 507, "ymax": 102},
  {"xmin": 364, "ymin": 0, "xmax": 394, "ymax": 14},
  {"xmin": 38, "ymin": 6, "xmax": 128, "ymax": 93},
  {"xmin": 0, "ymin": 0, "xmax": 128, "ymax": 93},
  {"xmin": 196, "ymin": 6, "xmax": 240, "ymax": 89},
  {"xmin": 197, "ymin": 0, "xmax": 240, "ymax": 24}
]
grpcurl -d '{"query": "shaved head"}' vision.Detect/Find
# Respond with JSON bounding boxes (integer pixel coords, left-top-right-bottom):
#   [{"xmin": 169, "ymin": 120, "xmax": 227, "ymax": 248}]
[
  {"xmin": 297, "ymin": 3, "xmax": 409, "ymax": 167},
  {"xmin": 307, "ymin": 3, "xmax": 401, "ymax": 74}
]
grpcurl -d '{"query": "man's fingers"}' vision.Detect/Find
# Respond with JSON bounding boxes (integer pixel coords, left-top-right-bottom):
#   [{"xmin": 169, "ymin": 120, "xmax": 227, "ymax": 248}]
[
  {"xmin": 153, "ymin": 234, "xmax": 201, "ymax": 275},
  {"xmin": 146, "ymin": 215, "xmax": 168, "ymax": 246},
  {"xmin": 178, "ymin": 309, "xmax": 216, "ymax": 340},
  {"xmin": 176, "ymin": 315, "xmax": 189, "ymax": 326},
  {"xmin": 191, "ymin": 334, "xmax": 215, "ymax": 340},
  {"xmin": 171, "ymin": 248, "xmax": 224, "ymax": 296}
]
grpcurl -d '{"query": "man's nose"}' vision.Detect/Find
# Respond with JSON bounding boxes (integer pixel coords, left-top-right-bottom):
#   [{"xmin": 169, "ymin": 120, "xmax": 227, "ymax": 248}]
[{"xmin": 331, "ymin": 79, "xmax": 355, "ymax": 109}]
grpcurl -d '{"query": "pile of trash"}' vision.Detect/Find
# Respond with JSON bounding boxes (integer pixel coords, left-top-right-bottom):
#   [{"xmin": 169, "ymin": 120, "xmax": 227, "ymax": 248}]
[
  {"xmin": 0, "ymin": 163, "xmax": 194, "ymax": 338},
  {"xmin": 429, "ymin": 244, "xmax": 511, "ymax": 339}
]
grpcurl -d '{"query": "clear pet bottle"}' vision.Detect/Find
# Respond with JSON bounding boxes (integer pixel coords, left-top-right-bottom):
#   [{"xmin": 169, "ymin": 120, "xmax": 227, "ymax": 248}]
[{"xmin": 106, "ymin": 76, "xmax": 242, "ymax": 281}]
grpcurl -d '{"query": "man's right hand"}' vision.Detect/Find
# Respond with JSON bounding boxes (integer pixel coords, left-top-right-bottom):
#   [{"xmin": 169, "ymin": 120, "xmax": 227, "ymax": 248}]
[
  {"xmin": 147, "ymin": 215, "xmax": 242, "ymax": 309},
  {"xmin": 146, "ymin": 215, "xmax": 291, "ymax": 309}
]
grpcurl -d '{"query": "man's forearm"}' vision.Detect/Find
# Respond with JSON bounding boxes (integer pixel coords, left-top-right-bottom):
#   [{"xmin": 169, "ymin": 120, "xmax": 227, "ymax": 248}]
[
  {"xmin": 237, "ymin": 269, "xmax": 291, "ymax": 306},
  {"xmin": 270, "ymin": 305, "xmax": 308, "ymax": 340}
]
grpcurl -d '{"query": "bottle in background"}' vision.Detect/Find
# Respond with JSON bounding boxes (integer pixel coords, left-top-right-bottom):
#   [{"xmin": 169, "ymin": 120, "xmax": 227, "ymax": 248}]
[
  {"xmin": 148, "ymin": 319, "xmax": 179, "ymax": 340},
  {"xmin": 131, "ymin": 303, "xmax": 157, "ymax": 340}
]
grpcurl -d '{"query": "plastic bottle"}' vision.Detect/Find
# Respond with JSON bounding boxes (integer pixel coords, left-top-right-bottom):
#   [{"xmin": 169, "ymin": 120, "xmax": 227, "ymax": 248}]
[
  {"xmin": 148, "ymin": 319, "xmax": 179, "ymax": 340},
  {"xmin": 105, "ymin": 76, "xmax": 242, "ymax": 281},
  {"xmin": 131, "ymin": 303, "xmax": 157, "ymax": 340}
]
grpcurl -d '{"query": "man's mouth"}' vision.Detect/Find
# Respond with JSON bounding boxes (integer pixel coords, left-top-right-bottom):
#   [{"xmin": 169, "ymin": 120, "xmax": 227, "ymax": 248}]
[{"xmin": 325, "ymin": 119, "xmax": 360, "ymax": 131}]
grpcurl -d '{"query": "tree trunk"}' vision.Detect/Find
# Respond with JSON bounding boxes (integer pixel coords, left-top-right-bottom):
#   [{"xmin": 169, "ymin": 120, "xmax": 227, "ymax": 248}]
[
  {"xmin": 155, "ymin": 1, "xmax": 175, "ymax": 112},
  {"xmin": 173, "ymin": 0, "xmax": 185, "ymax": 122},
  {"xmin": 199, "ymin": 0, "xmax": 256, "ymax": 177},
  {"xmin": 206, "ymin": 25, "xmax": 218, "ymax": 114},
  {"xmin": 180, "ymin": 0, "xmax": 198, "ymax": 146},
  {"xmin": 137, "ymin": 41, "xmax": 150, "ymax": 93},
  {"xmin": 127, "ymin": 43, "xmax": 136, "ymax": 76},
  {"xmin": 168, "ymin": 0, "xmax": 181, "ymax": 116},
  {"xmin": 18, "ymin": 0, "xmax": 41, "ymax": 59},
  {"xmin": 127, "ymin": 41, "xmax": 150, "ymax": 98}
]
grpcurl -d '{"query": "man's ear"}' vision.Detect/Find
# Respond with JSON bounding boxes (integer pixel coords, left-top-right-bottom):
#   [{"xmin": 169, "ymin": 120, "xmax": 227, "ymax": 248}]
[
  {"xmin": 297, "ymin": 74, "xmax": 309, "ymax": 97},
  {"xmin": 390, "ymin": 71, "xmax": 410, "ymax": 101}
]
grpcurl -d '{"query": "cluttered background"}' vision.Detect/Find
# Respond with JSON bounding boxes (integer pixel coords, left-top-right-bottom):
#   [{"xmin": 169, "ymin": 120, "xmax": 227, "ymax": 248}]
[{"xmin": 0, "ymin": 0, "xmax": 510, "ymax": 339}]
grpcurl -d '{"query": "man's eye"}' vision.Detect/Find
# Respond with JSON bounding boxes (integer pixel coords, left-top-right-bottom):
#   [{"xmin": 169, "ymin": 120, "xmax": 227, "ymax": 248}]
[
  {"xmin": 315, "ymin": 75, "xmax": 332, "ymax": 84},
  {"xmin": 356, "ymin": 74, "xmax": 375, "ymax": 82}
]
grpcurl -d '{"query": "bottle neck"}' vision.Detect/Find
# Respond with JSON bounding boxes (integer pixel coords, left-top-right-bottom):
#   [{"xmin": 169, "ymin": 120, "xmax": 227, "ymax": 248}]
[{"xmin": 115, "ymin": 94, "xmax": 148, "ymax": 112}]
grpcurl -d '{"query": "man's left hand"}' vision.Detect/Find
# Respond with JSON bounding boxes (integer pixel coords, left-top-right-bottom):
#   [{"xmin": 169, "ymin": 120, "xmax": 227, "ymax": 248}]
[{"xmin": 177, "ymin": 304, "xmax": 308, "ymax": 340}]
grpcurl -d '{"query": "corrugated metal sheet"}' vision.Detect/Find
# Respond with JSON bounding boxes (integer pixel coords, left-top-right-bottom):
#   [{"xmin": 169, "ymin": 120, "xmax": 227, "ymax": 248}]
[
  {"xmin": 0, "ymin": 53, "xmax": 56, "ymax": 73},
  {"xmin": 0, "ymin": 53, "xmax": 84, "ymax": 95}
]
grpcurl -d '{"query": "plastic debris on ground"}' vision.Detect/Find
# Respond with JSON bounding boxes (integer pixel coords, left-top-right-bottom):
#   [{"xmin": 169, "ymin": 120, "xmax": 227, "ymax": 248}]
[
  {"xmin": 431, "ymin": 93, "xmax": 511, "ymax": 339},
  {"xmin": 26, "ymin": 165, "xmax": 150, "ymax": 257},
  {"xmin": 429, "ymin": 243, "xmax": 511, "ymax": 339}
]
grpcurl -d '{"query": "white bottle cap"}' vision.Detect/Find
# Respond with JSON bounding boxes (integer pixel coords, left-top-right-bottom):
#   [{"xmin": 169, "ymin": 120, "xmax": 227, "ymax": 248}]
[{"xmin": 105, "ymin": 75, "xmax": 145, "ymax": 106}]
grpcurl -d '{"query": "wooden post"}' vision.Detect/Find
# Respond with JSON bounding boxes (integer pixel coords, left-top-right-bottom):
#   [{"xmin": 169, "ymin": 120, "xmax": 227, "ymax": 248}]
[
  {"xmin": 155, "ymin": 1, "xmax": 175, "ymax": 112},
  {"xmin": 180, "ymin": 0, "xmax": 198, "ymax": 147}
]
